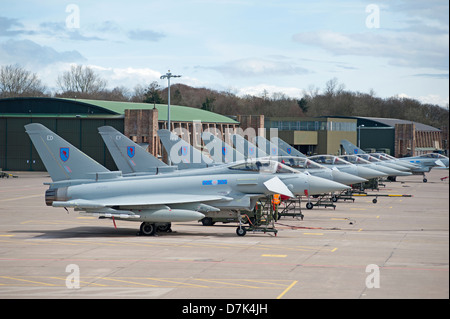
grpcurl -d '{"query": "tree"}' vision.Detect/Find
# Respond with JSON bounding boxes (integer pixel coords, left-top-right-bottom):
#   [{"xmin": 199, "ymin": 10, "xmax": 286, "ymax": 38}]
[
  {"xmin": 0, "ymin": 64, "xmax": 47, "ymax": 98},
  {"xmin": 201, "ymin": 96, "xmax": 216, "ymax": 112},
  {"xmin": 56, "ymin": 64, "xmax": 107, "ymax": 97},
  {"xmin": 297, "ymin": 97, "xmax": 309, "ymax": 113},
  {"xmin": 143, "ymin": 81, "xmax": 163, "ymax": 104}
]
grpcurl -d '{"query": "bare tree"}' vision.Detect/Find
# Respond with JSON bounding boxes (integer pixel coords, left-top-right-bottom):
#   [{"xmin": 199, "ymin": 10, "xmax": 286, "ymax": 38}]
[
  {"xmin": 130, "ymin": 84, "xmax": 146, "ymax": 102},
  {"xmin": 56, "ymin": 65, "xmax": 107, "ymax": 97},
  {"xmin": 0, "ymin": 64, "xmax": 47, "ymax": 98}
]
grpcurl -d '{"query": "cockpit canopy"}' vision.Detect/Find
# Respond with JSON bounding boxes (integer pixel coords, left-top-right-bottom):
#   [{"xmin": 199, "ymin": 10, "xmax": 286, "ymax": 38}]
[
  {"xmin": 228, "ymin": 159, "xmax": 299, "ymax": 174},
  {"xmin": 276, "ymin": 156, "xmax": 325, "ymax": 169},
  {"xmin": 369, "ymin": 153, "xmax": 390, "ymax": 161},
  {"xmin": 356, "ymin": 154, "xmax": 382, "ymax": 163},
  {"xmin": 417, "ymin": 153, "xmax": 448, "ymax": 159},
  {"xmin": 339, "ymin": 155, "xmax": 371, "ymax": 165},
  {"xmin": 309, "ymin": 155, "xmax": 352, "ymax": 166}
]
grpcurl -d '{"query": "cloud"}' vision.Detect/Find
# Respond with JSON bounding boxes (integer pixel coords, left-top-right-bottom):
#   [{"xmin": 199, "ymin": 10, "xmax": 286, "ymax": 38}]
[
  {"xmin": 203, "ymin": 57, "xmax": 310, "ymax": 78},
  {"xmin": 89, "ymin": 65, "xmax": 162, "ymax": 88},
  {"xmin": 0, "ymin": 16, "xmax": 35, "ymax": 36},
  {"xmin": 413, "ymin": 73, "xmax": 449, "ymax": 79},
  {"xmin": 0, "ymin": 39, "xmax": 86, "ymax": 67},
  {"xmin": 39, "ymin": 22, "xmax": 105, "ymax": 41},
  {"xmin": 395, "ymin": 92, "xmax": 449, "ymax": 107},
  {"xmin": 292, "ymin": 30, "xmax": 449, "ymax": 70},
  {"xmin": 127, "ymin": 29, "xmax": 165, "ymax": 42},
  {"xmin": 236, "ymin": 83, "xmax": 301, "ymax": 98}
]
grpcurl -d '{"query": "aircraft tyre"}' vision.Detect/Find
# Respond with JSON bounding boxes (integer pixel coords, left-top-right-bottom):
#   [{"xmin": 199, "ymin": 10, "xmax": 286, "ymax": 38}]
[
  {"xmin": 423, "ymin": 178, "xmax": 427, "ymax": 183},
  {"xmin": 201, "ymin": 217, "xmax": 215, "ymax": 226},
  {"xmin": 157, "ymin": 223, "xmax": 172, "ymax": 232},
  {"xmin": 306, "ymin": 202, "xmax": 314, "ymax": 210},
  {"xmin": 236, "ymin": 226, "xmax": 247, "ymax": 237},
  {"xmin": 140, "ymin": 222, "xmax": 156, "ymax": 236}
]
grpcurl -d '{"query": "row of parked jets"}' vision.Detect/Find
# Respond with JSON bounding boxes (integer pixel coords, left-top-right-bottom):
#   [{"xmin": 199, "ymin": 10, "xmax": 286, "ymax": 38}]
[{"xmin": 25, "ymin": 123, "xmax": 448, "ymax": 236}]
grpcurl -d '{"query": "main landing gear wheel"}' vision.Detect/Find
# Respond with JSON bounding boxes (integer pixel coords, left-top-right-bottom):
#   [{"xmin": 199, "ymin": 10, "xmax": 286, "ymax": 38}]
[
  {"xmin": 236, "ymin": 226, "xmax": 247, "ymax": 237},
  {"xmin": 306, "ymin": 202, "xmax": 314, "ymax": 210},
  {"xmin": 140, "ymin": 222, "xmax": 156, "ymax": 236}
]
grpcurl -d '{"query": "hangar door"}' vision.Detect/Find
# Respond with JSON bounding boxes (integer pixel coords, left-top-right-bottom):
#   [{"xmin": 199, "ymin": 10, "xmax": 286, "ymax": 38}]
[{"xmin": 0, "ymin": 118, "xmax": 123, "ymax": 171}]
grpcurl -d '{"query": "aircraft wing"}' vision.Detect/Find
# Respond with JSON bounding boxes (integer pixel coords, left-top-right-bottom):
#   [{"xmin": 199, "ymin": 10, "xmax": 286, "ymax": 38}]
[
  {"xmin": 53, "ymin": 193, "xmax": 232, "ymax": 209},
  {"xmin": 435, "ymin": 159, "xmax": 447, "ymax": 167},
  {"xmin": 263, "ymin": 176, "xmax": 294, "ymax": 198}
]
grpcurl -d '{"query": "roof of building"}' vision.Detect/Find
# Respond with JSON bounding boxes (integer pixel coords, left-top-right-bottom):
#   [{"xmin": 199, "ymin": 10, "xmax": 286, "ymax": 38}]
[
  {"xmin": 326, "ymin": 116, "xmax": 440, "ymax": 132},
  {"xmin": 0, "ymin": 97, "xmax": 239, "ymax": 124}
]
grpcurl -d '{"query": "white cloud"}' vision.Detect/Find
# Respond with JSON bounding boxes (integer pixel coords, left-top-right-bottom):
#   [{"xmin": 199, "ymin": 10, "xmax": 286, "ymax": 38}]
[
  {"xmin": 292, "ymin": 30, "xmax": 448, "ymax": 70},
  {"xmin": 393, "ymin": 93, "xmax": 448, "ymax": 107},
  {"xmin": 203, "ymin": 57, "xmax": 310, "ymax": 78},
  {"xmin": 236, "ymin": 84, "xmax": 301, "ymax": 99},
  {"xmin": 89, "ymin": 66, "xmax": 162, "ymax": 88},
  {"xmin": 0, "ymin": 39, "xmax": 86, "ymax": 67},
  {"xmin": 417, "ymin": 94, "xmax": 449, "ymax": 107}
]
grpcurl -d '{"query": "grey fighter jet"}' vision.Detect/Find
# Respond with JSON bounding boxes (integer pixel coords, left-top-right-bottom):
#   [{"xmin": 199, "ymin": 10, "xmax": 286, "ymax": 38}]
[
  {"xmin": 101, "ymin": 126, "xmax": 364, "ymax": 186},
  {"xmin": 247, "ymin": 136, "xmax": 366, "ymax": 184},
  {"xmin": 255, "ymin": 135, "xmax": 290, "ymax": 157},
  {"xmin": 338, "ymin": 155, "xmax": 412, "ymax": 177},
  {"xmin": 270, "ymin": 136, "xmax": 307, "ymax": 158},
  {"xmin": 308, "ymin": 155, "xmax": 388, "ymax": 180},
  {"xmin": 201, "ymin": 131, "xmax": 245, "ymax": 163},
  {"xmin": 340, "ymin": 139, "xmax": 448, "ymax": 182},
  {"xmin": 158, "ymin": 129, "xmax": 214, "ymax": 168},
  {"xmin": 25, "ymin": 123, "xmax": 350, "ymax": 236},
  {"xmin": 98, "ymin": 126, "xmax": 176, "ymax": 176}
]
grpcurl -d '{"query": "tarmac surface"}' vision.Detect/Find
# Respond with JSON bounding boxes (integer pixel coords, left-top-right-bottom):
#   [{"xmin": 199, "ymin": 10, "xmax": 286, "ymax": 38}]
[{"xmin": 0, "ymin": 169, "xmax": 448, "ymax": 299}]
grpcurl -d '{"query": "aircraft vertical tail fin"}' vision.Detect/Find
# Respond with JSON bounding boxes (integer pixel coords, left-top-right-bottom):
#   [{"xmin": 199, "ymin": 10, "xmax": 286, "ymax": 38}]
[
  {"xmin": 201, "ymin": 131, "xmax": 245, "ymax": 163},
  {"xmin": 270, "ymin": 137, "xmax": 306, "ymax": 157},
  {"xmin": 25, "ymin": 123, "xmax": 109, "ymax": 182},
  {"xmin": 230, "ymin": 134, "xmax": 268, "ymax": 159},
  {"xmin": 158, "ymin": 129, "xmax": 213, "ymax": 168},
  {"xmin": 340, "ymin": 139, "xmax": 366, "ymax": 155},
  {"xmin": 98, "ymin": 126, "xmax": 167, "ymax": 174},
  {"xmin": 255, "ymin": 135, "xmax": 289, "ymax": 156}
]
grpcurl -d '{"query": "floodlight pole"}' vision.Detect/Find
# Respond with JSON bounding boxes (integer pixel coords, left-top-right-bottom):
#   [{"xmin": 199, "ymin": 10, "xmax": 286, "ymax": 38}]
[
  {"xmin": 160, "ymin": 70, "xmax": 181, "ymax": 166},
  {"xmin": 160, "ymin": 70, "xmax": 181, "ymax": 132}
]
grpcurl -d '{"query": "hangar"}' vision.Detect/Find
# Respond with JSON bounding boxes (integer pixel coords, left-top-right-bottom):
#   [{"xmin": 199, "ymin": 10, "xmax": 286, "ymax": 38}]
[
  {"xmin": 336, "ymin": 116, "xmax": 447, "ymax": 157},
  {"xmin": 0, "ymin": 97, "xmax": 239, "ymax": 171},
  {"xmin": 2, "ymin": 97, "xmax": 446, "ymax": 172}
]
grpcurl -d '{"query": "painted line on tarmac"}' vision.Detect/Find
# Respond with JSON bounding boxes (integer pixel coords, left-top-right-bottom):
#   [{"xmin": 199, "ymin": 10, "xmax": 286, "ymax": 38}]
[{"xmin": 276, "ymin": 280, "xmax": 298, "ymax": 299}]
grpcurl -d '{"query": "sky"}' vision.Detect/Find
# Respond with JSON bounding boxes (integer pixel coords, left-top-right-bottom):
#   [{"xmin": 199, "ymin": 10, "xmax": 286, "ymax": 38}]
[{"xmin": 1, "ymin": 0, "xmax": 448, "ymax": 107}]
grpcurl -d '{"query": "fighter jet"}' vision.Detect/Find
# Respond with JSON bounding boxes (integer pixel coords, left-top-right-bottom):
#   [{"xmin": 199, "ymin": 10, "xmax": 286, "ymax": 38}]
[
  {"xmin": 201, "ymin": 131, "xmax": 245, "ymax": 163},
  {"xmin": 340, "ymin": 139, "xmax": 448, "ymax": 182},
  {"xmin": 230, "ymin": 133, "xmax": 269, "ymax": 159},
  {"xmin": 274, "ymin": 156, "xmax": 368, "ymax": 185},
  {"xmin": 25, "ymin": 123, "xmax": 350, "ymax": 236},
  {"xmin": 98, "ymin": 126, "xmax": 176, "ymax": 176},
  {"xmin": 248, "ymin": 136, "xmax": 365, "ymax": 184},
  {"xmin": 254, "ymin": 135, "xmax": 290, "ymax": 157},
  {"xmin": 338, "ymin": 155, "xmax": 412, "ymax": 177},
  {"xmin": 308, "ymin": 155, "xmax": 388, "ymax": 180},
  {"xmin": 270, "ymin": 136, "xmax": 307, "ymax": 158},
  {"xmin": 158, "ymin": 129, "xmax": 214, "ymax": 169},
  {"xmin": 102, "ymin": 126, "xmax": 364, "ymax": 186}
]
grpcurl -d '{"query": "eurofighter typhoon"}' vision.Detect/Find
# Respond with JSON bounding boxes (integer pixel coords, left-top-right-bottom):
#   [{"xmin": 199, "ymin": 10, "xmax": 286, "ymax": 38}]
[{"xmin": 25, "ymin": 123, "xmax": 349, "ymax": 236}]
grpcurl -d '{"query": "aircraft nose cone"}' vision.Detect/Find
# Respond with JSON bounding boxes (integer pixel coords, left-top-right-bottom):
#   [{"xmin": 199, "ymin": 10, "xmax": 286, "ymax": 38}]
[
  {"xmin": 356, "ymin": 166, "xmax": 387, "ymax": 179},
  {"xmin": 384, "ymin": 162, "xmax": 411, "ymax": 172},
  {"xmin": 372, "ymin": 164, "xmax": 411, "ymax": 176},
  {"xmin": 307, "ymin": 175, "xmax": 350, "ymax": 195},
  {"xmin": 331, "ymin": 170, "xmax": 367, "ymax": 185}
]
